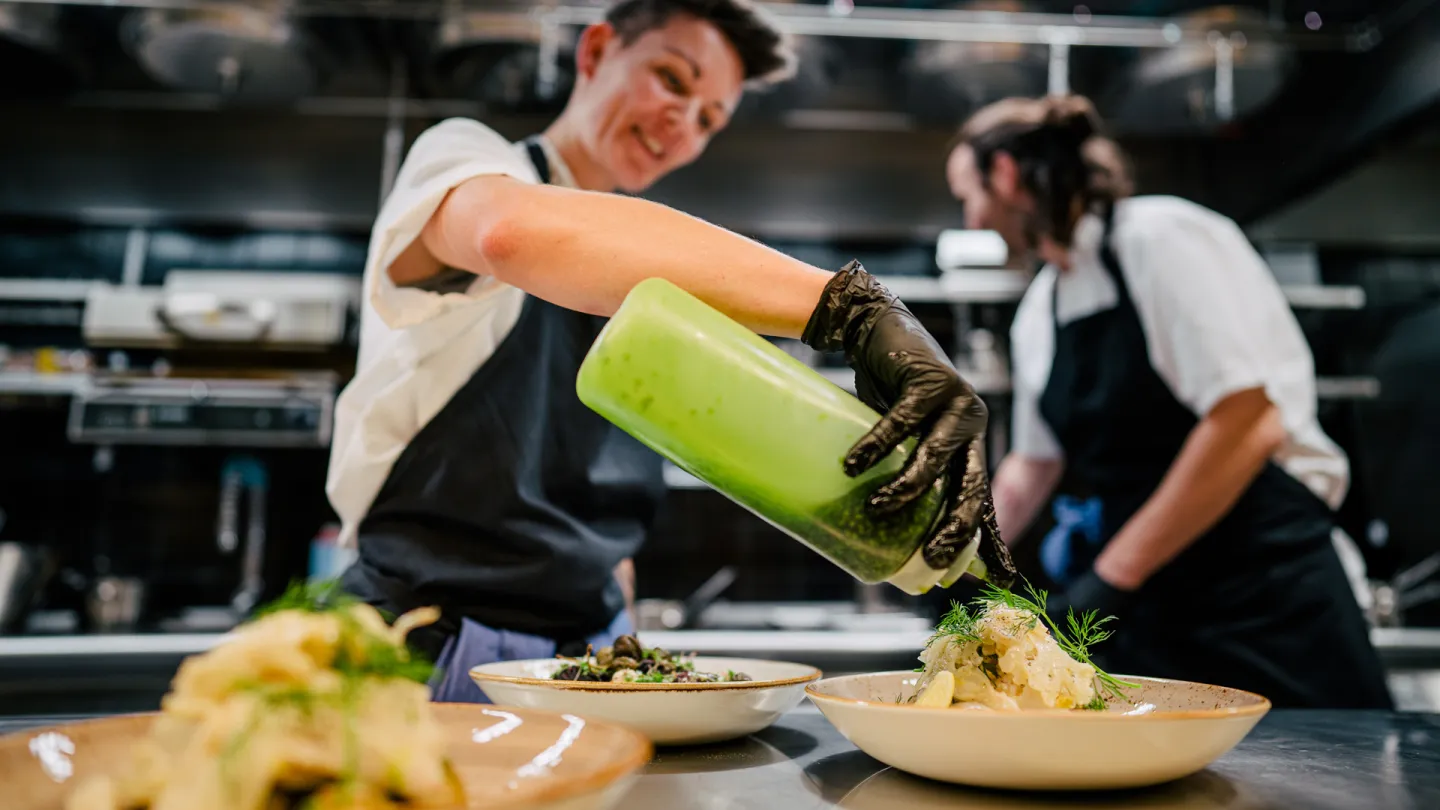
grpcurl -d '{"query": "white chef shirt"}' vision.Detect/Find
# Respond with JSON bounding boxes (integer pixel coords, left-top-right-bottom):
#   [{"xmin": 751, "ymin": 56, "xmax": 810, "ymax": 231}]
[
  {"xmin": 325, "ymin": 118, "xmax": 577, "ymax": 549},
  {"xmin": 1008, "ymin": 195, "xmax": 1350, "ymax": 510}
]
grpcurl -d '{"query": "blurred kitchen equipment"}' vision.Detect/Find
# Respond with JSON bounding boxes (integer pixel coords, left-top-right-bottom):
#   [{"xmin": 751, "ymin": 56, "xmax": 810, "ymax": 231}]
[
  {"xmin": 122, "ymin": 1, "xmax": 324, "ymax": 101},
  {"xmin": 903, "ymin": 0, "xmax": 1048, "ymax": 127},
  {"xmin": 635, "ymin": 566, "xmax": 738, "ymax": 631},
  {"xmin": 69, "ymin": 271, "xmax": 351, "ymax": 448},
  {"xmin": 83, "ymin": 271, "xmax": 359, "ymax": 350},
  {"xmin": 85, "ymin": 575, "xmax": 145, "ymax": 634},
  {"xmin": 0, "ymin": 1, "xmax": 82, "ymax": 99},
  {"xmin": 425, "ymin": 6, "xmax": 576, "ymax": 112},
  {"xmin": 1370, "ymin": 551, "xmax": 1440, "ymax": 628},
  {"xmin": 217, "ymin": 454, "xmax": 268, "ymax": 617},
  {"xmin": 68, "ymin": 370, "xmax": 336, "ymax": 448},
  {"xmin": 1102, "ymin": 5, "xmax": 1295, "ymax": 133},
  {"xmin": 0, "ymin": 542, "xmax": 56, "ymax": 635}
]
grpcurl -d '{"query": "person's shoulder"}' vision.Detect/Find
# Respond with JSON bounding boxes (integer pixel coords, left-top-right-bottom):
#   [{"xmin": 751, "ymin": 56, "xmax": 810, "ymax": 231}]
[
  {"xmin": 408, "ymin": 117, "xmax": 522, "ymax": 162},
  {"xmin": 1115, "ymin": 195, "xmax": 1243, "ymax": 242},
  {"xmin": 1011, "ymin": 266, "xmax": 1054, "ymax": 341}
]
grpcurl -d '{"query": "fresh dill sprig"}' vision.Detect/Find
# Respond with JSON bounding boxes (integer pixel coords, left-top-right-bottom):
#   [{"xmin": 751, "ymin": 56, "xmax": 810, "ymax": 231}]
[
  {"xmin": 253, "ymin": 578, "xmax": 358, "ymax": 617},
  {"xmin": 929, "ymin": 599, "xmax": 982, "ymax": 645},
  {"xmin": 975, "ymin": 581, "xmax": 1136, "ymax": 704}
]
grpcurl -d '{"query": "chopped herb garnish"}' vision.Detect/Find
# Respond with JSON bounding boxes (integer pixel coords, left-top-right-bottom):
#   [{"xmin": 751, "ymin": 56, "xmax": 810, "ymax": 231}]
[{"xmin": 974, "ymin": 580, "xmax": 1136, "ymax": 701}]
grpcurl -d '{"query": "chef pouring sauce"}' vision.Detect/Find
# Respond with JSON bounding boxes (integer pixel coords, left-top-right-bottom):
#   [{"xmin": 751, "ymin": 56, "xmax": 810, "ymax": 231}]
[
  {"xmin": 945, "ymin": 94, "xmax": 1392, "ymax": 709},
  {"xmin": 326, "ymin": 0, "xmax": 1011, "ymax": 703}
]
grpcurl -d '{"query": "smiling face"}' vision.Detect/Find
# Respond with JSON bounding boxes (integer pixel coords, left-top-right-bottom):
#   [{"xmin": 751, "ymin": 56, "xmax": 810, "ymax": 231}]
[{"xmin": 568, "ymin": 15, "xmax": 746, "ymax": 192}]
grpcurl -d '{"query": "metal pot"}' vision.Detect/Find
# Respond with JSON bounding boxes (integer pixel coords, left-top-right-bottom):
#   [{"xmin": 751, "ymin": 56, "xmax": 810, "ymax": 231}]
[
  {"xmin": 86, "ymin": 575, "xmax": 146, "ymax": 634},
  {"xmin": 0, "ymin": 542, "xmax": 56, "ymax": 634},
  {"xmin": 1100, "ymin": 5, "xmax": 1295, "ymax": 134},
  {"xmin": 902, "ymin": 0, "xmax": 1048, "ymax": 127},
  {"xmin": 0, "ymin": 1, "xmax": 83, "ymax": 99},
  {"xmin": 122, "ymin": 1, "xmax": 322, "ymax": 101}
]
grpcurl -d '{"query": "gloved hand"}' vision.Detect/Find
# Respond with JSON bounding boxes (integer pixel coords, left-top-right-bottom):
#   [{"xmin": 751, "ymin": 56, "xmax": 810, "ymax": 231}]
[
  {"xmin": 1044, "ymin": 569, "xmax": 1134, "ymax": 629},
  {"xmin": 802, "ymin": 260, "xmax": 1017, "ymax": 586}
]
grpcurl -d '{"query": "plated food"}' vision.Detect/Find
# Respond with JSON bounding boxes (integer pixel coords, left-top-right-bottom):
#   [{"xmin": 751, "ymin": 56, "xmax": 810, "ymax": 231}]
[
  {"xmin": 805, "ymin": 583, "xmax": 1271, "ymax": 790},
  {"xmin": 472, "ymin": 640, "xmax": 820, "ymax": 746},
  {"xmin": 908, "ymin": 584, "xmax": 1131, "ymax": 712},
  {"xmin": 552, "ymin": 634, "xmax": 752, "ymax": 684},
  {"xmin": 8, "ymin": 582, "xmax": 652, "ymax": 810}
]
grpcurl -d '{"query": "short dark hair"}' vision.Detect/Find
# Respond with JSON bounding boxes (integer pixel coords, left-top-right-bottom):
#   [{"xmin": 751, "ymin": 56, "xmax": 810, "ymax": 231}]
[
  {"xmin": 952, "ymin": 94, "xmax": 1133, "ymax": 247},
  {"xmin": 605, "ymin": 0, "xmax": 796, "ymax": 86}
]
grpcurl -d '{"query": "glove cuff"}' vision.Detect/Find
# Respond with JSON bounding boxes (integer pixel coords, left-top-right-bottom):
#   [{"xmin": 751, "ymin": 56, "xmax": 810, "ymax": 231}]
[{"xmin": 801, "ymin": 260, "xmax": 892, "ymax": 354}]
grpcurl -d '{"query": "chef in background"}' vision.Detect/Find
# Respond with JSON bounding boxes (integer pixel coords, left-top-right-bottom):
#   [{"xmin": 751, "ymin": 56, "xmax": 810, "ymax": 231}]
[
  {"xmin": 325, "ymin": 0, "xmax": 1007, "ymax": 703},
  {"xmin": 945, "ymin": 93, "xmax": 1392, "ymax": 709}
]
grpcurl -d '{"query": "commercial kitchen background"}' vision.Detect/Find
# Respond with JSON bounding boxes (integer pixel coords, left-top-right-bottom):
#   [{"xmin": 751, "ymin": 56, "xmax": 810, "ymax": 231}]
[{"xmin": 2, "ymin": 0, "xmax": 1439, "ymax": 714}]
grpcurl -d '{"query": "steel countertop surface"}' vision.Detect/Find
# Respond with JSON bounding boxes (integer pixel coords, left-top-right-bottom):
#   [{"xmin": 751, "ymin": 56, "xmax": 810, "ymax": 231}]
[{"xmin": 2, "ymin": 707, "xmax": 1437, "ymax": 809}]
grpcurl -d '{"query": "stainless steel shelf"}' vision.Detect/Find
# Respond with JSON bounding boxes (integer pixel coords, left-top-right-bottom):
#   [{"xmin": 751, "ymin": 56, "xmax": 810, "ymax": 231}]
[
  {"xmin": 878, "ymin": 273, "xmax": 1369, "ymax": 310},
  {"xmin": 0, "ymin": 372, "xmax": 88, "ymax": 397}
]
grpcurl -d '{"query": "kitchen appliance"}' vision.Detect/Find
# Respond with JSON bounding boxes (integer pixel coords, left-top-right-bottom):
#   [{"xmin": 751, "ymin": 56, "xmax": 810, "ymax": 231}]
[
  {"xmin": 70, "ymin": 271, "xmax": 356, "ymax": 448},
  {"xmin": 121, "ymin": 1, "xmax": 324, "ymax": 101},
  {"xmin": 0, "ymin": 542, "xmax": 55, "ymax": 635},
  {"xmin": 0, "ymin": 1, "xmax": 82, "ymax": 99},
  {"xmin": 425, "ymin": 6, "xmax": 577, "ymax": 111},
  {"xmin": 217, "ymin": 454, "xmax": 267, "ymax": 617},
  {"xmin": 85, "ymin": 575, "xmax": 145, "ymax": 634},
  {"xmin": 68, "ymin": 369, "xmax": 336, "ymax": 448},
  {"xmin": 1102, "ymin": 5, "xmax": 1295, "ymax": 133},
  {"xmin": 83, "ymin": 271, "xmax": 358, "ymax": 351},
  {"xmin": 902, "ymin": 0, "xmax": 1048, "ymax": 126}
]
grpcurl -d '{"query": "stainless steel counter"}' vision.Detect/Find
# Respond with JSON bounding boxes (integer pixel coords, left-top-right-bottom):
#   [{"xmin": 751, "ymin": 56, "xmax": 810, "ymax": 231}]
[
  {"xmin": 5, "ymin": 627, "xmax": 1440, "ymax": 714},
  {"xmin": 5, "ymin": 626, "xmax": 1440, "ymax": 670},
  {"xmin": 2, "ymin": 708, "xmax": 1438, "ymax": 809}
]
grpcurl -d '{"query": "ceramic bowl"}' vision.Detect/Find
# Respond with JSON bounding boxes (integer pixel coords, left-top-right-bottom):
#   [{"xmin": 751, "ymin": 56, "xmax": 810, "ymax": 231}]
[
  {"xmin": 471, "ymin": 656, "xmax": 822, "ymax": 746},
  {"xmin": 4, "ymin": 703, "xmax": 652, "ymax": 810},
  {"xmin": 806, "ymin": 671, "xmax": 1270, "ymax": 791}
]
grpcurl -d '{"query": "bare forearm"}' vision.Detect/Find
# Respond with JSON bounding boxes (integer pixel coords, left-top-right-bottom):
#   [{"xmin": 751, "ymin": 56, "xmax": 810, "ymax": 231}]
[
  {"xmin": 426, "ymin": 177, "xmax": 832, "ymax": 338},
  {"xmin": 991, "ymin": 455, "xmax": 1064, "ymax": 544},
  {"xmin": 1094, "ymin": 389, "xmax": 1287, "ymax": 590}
]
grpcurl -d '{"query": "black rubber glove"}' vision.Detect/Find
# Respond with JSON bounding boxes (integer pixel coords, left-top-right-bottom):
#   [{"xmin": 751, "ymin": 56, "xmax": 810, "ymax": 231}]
[
  {"xmin": 1044, "ymin": 569, "xmax": 1134, "ymax": 629},
  {"xmin": 802, "ymin": 260, "xmax": 1017, "ymax": 586}
]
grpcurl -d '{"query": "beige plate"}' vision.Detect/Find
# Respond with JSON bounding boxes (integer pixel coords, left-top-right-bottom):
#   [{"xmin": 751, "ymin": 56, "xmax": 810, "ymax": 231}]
[
  {"xmin": 4, "ymin": 703, "xmax": 652, "ymax": 810},
  {"xmin": 806, "ymin": 672, "xmax": 1270, "ymax": 791},
  {"xmin": 471, "ymin": 657, "xmax": 822, "ymax": 746}
]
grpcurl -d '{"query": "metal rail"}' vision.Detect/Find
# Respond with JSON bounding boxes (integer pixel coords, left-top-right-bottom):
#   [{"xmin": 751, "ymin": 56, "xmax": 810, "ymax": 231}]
[{"xmin": 6, "ymin": 0, "xmax": 1362, "ymax": 50}]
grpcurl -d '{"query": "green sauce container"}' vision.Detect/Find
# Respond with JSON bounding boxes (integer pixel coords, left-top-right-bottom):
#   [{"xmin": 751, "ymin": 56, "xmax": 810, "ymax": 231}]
[{"xmin": 575, "ymin": 278, "xmax": 991, "ymax": 594}]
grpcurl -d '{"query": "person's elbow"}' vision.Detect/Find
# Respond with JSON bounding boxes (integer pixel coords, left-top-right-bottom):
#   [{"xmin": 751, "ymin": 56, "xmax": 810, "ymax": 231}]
[
  {"xmin": 1210, "ymin": 386, "xmax": 1287, "ymax": 458},
  {"xmin": 1253, "ymin": 400, "xmax": 1288, "ymax": 458},
  {"xmin": 440, "ymin": 175, "xmax": 548, "ymax": 281}
]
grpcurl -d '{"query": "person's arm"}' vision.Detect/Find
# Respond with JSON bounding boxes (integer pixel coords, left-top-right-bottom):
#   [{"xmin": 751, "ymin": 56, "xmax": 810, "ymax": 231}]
[
  {"xmin": 1093, "ymin": 387, "xmax": 1287, "ymax": 590},
  {"xmin": 991, "ymin": 454, "xmax": 1065, "ymax": 544},
  {"xmin": 398, "ymin": 174, "xmax": 831, "ymax": 338}
]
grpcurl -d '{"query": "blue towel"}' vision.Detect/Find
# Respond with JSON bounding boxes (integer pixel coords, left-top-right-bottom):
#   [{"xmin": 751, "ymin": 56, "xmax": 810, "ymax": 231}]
[
  {"xmin": 427, "ymin": 611, "xmax": 634, "ymax": 703},
  {"xmin": 1039, "ymin": 495, "xmax": 1105, "ymax": 587}
]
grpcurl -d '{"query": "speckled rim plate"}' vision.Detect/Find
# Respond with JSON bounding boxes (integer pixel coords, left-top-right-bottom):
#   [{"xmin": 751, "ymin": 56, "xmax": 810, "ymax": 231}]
[
  {"xmin": 472, "ymin": 656, "xmax": 822, "ymax": 692},
  {"xmin": 806, "ymin": 671, "xmax": 1273, "ymax": 718},
  {"xmin": 4, "ymin": 703, "xmax": 654, "ymax": 810}
]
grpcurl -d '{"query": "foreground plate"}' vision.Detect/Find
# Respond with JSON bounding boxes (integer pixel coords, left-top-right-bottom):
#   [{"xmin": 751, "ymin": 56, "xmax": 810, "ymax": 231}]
[
  {"xmin": 4, "ymin": 703, "xmax": 652, "ymax": 810},
  {"xmin": 471, "ymin": 656, "xmax": 822, "ymax": 746},
  {"xmin": 806, "ymin": 671, "xmax": 1270, "ymax": 791}
]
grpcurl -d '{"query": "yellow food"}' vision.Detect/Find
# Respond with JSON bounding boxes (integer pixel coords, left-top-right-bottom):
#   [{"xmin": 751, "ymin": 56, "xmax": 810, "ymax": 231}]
[
  {"xmin": 914, "ymin": 670, "xmax": 956, "ymax": 708},
  {"xmin": 64, "ymin": 590, "xmax": 460, "ymax": 810},
  {"xmin": 914, "ymin": 604, "xmax": 1098, "ymax": 711}
]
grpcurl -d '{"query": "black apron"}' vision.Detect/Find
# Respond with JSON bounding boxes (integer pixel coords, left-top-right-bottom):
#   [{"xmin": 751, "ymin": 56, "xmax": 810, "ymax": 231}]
[
  {"xmin": 1037, "ymin": 206, "xmax": 1393, "ymax": 710},
  {"xmin": 341, "ymin": 137, "xmax": 666, "ymax": 653}
]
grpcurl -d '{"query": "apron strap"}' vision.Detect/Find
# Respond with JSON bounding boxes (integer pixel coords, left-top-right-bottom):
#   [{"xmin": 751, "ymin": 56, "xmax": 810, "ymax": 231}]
[{"xmin": 523, "ymin": 136, "xmax": 552, "ymax": 185}]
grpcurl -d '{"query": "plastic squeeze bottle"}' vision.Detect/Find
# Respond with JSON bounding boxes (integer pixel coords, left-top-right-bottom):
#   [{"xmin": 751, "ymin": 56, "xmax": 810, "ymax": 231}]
[{"xmin": 575, "ymin": 277, "xmax": 997, "ymax": 594}]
